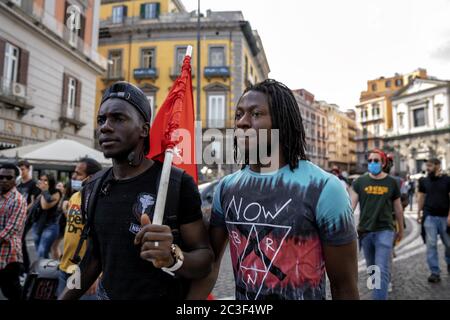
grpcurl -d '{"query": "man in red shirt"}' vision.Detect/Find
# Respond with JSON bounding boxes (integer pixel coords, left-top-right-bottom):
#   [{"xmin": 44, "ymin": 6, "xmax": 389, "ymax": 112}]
[{"xmin": 0, "ymin": 163, "xmax": 27, "ymax": 300}]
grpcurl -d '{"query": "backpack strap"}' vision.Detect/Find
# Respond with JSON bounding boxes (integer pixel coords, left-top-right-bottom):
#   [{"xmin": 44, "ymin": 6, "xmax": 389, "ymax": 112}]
[
  {"xmin": 160, "ymin": 166, "xmax": 184, "ymax": 245},
  {"xmin": 70, "ymin": 168, "xmax": 112, "ymax": 265}
]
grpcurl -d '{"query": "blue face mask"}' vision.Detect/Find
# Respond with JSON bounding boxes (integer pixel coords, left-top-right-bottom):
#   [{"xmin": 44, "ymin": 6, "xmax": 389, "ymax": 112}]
[
  {"xmin": 71, "ymin": 179, "xmax": 82, "ymax": 191},
  {"xmin": 368, "ymin": 162, "xmax": 382, "ymax": 175}
]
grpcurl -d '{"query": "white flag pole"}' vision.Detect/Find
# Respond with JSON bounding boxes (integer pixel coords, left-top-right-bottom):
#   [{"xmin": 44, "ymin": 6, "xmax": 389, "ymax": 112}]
[{"xmin": 152, "ymin": 45, "xmax": 193, "ymax": 226}]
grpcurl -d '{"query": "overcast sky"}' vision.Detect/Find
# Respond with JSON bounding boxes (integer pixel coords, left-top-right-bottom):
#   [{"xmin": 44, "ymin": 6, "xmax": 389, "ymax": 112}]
[{"xmin": 183, "ymin": 0, "xmax": 450, "ymax": 109}]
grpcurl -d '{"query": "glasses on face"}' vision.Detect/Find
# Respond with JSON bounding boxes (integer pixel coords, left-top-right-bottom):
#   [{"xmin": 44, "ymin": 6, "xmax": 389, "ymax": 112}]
[
  {"xmin": 0, "ymin": 175, "xmax": 14, "ymax": 181},
  {"xmin": 368, "ymin": 159, "xmax": 380, "ymax": 163}
]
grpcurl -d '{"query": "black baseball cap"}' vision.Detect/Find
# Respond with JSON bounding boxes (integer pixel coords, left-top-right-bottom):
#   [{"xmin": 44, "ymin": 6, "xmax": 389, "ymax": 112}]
[{"xmin": 100, "ymin": 81, "xmax": 151, "ymax": 123}]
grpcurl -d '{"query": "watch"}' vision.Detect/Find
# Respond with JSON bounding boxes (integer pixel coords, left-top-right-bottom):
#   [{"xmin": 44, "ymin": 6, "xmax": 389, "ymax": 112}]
[{"xmin": 162, "ymin": 244, "xmax": 184, "ymax": 276}]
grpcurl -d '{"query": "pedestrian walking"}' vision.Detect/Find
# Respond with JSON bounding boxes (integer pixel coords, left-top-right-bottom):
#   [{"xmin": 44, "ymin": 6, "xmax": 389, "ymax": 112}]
[
  {"xmin": 191, "ymin": 79, "xmax": 359, "ymax": 300},
  {"xmin": 417, "ymin": 158, "xmax": 450, "ymax": 283},
  {"xmin": 59, "ymin": 82, "xmax": 213, "ymax": 300},
  {"xmin": 56, "ymin": 158, "xmax": 102, "ymax": 300},
  {"xmin": 16, "ymin": 160, "xmax": 40, "ymax": 275},
  {"xmin": 31, "ymin": 174, "xmax": 62, "ymax": 259},
  {"xmin": 0, "ymin": 163, "xmax": 27, "ymax": 300},
  {"xmin": 350, "ymin": 149, "xmax": 404, "ymax": 300}
]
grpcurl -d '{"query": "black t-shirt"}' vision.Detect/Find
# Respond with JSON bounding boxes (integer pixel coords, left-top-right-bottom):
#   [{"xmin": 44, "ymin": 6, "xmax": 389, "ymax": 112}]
[
  {"xmin": 93, "ymin": 162, "xmax": 202, "ymax": 300},
  {"xmin": 418, "ymin": 175, "xmax": 450, "ymax": 217},
  {"xmin": 17, "ymin": 179, "xmax": 40, "ymax": 205}
]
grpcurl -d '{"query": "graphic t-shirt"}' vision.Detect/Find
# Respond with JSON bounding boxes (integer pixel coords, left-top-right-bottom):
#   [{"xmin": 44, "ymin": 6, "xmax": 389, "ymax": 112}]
[
  {"xmin": 92, "ymin": 162, "xmax": 202, "ymax": 300},
  {"xmin": 352, "ymin": 174, "xmax": 400, "ymax": 233},
  {"xmin": 17, "ymin": 179, "xmax": 40, "ymax": 206},
  {"xmin": 59, "ymin": 192, "xmax": 84, "ymax": 273},
  {"xmin": 210, "ymin": 161, "xmax": 357, "ymax": 300},
  {"xmin": 418, "ymin": 175, "xmax": 450, "ymax": 217}
]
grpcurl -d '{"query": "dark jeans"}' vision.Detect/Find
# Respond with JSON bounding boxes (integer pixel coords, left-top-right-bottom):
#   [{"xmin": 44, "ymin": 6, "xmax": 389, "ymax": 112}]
[
  {"xmin": 21, "ymin": 213, "xmax": 34, "ymax": 274},
  {"xmin": 0, "ymin": 262, "xmax": 22, "ymax": 300},
  {"xmin": 32, "ymin": 222, "xmax": 59, "ymax": 259},
  {"xmin": 56, "ymin": 270, "xmax": 97, "ymax": 300}
]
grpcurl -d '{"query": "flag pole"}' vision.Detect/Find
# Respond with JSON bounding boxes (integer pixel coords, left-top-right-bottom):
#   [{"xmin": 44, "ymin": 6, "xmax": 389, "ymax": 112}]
[{"xmin": 152, "ymin": 45, "xmax": 193, "ymax": 226}]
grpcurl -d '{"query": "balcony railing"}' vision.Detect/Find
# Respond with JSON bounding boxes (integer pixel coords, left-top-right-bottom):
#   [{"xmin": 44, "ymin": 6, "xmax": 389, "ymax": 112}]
[
  {"xmin": 0, "ymin": 77, "xmax": 33, "ymax": 114},
  {"xmin": 170, "ymin": 67, "xmax": 195, "ymax": 80},
  {"xmin": 59, "ymin": 103, "xmax": 85, "ymax": 130},
  {"xmin": 103, "ymin": 70, "xmax": 125, "ymax": 81},
  {"xmin": 14, "ymin": 1, "xmax": 108, "ymax": 69},
  {"xmin": 134, "ymin": 68, "xmax": 158, "ymax": 80},
  {"xmin": 204, "ymin": 66, "xmax": 230, "ymax": 79}
]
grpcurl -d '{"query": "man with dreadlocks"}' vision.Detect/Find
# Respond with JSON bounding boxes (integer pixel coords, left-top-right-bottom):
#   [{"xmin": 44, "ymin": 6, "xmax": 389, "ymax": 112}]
[{"xmin": 189, "ymin": 79, "xmax": 359, "ymax": 300}]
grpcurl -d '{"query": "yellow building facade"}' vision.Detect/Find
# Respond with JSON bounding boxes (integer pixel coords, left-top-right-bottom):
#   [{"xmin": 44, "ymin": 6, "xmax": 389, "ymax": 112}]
[
  {"xmin": 96, "ymin": 0, "xmax": 270, "ymax": 131},
  {"xmin": 355, "ymin": 69, "xmax": 428, "ymax": 172}
]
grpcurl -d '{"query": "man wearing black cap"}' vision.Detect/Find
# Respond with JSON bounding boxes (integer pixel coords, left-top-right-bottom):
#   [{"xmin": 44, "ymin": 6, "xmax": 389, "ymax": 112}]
[{"xmin": 60, "ymin": 82, "xmax": 213, "ymax": 300}]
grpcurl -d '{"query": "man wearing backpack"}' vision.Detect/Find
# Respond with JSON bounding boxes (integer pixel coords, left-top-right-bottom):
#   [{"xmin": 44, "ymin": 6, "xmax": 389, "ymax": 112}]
[
  {"xmin": 59, "ymin": 82, "xmax": 213, "ymax": 300},
  {"xmin": 56, "ymin": 157, "xmax": 102, "ymax": 300}
]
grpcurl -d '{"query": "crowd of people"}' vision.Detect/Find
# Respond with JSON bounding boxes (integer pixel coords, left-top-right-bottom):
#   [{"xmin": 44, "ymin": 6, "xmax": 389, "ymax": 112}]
[{"xmin": 0, "ymin": 79, "xmax": 449, "ymax": 301}]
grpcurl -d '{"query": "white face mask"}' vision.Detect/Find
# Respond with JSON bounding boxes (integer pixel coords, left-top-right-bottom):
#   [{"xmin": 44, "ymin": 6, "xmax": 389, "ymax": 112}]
[{"xmin": 71, "ymin": 179, "xmax": 83, "ymax": 191}]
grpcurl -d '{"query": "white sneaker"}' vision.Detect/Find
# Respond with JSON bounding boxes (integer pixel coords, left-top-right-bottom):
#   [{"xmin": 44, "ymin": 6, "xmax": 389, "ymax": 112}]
[{"xmin": 388, "ymin": 282, "xmax": 393, "ymax": 292}]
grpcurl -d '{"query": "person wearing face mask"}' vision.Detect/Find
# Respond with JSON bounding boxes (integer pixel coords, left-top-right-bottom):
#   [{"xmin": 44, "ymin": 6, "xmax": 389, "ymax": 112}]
[
  {"xmin": 350, "ymin": 149, "xmax": 404, "ymax": 300},
  {"xmin": 56, "ymin": 157, "xmax": 102, "ymax": 300},
  {"xmin": 417, "ymin": 158, "xmax": 450, "ymax": 283}
]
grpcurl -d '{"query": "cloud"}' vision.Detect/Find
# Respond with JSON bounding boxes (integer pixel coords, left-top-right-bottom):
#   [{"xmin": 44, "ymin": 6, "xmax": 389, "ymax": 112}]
[{"xmin": 431, "ymin": 42, "xmax": 450, "ymax": 61}]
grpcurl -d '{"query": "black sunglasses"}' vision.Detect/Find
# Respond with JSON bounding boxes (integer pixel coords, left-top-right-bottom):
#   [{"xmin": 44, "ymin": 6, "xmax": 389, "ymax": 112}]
[
  {"xmin": 368, "ymin": 159, "xmax": 380, "ymax": 163},
  {"xmin": 0, "ymin": 175, "xmax": 14, "ymax": 181}
]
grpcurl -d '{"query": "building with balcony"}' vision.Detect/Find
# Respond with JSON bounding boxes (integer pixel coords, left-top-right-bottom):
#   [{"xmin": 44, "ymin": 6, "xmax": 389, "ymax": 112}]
[
  {"xmin": 316, "ymin": 101, "xmax": 357, "ymax": 173},
  {"xmin": 97, "ymin": 1, "xmax": 269, "ymax": 128},
  {"xmin": 293, "ymin": 89, "xmax": 327, "ymax": 169},
  {"xmin": 97, "ymin": 0, "xmax": 270, "ymax": 177},
  {"xmin": 355, "ymin": 69, "xmax": 428, "ymax": 172},
  {"xmin": 0, "ymin": 0, "xmax": 106, "ymax": 149},
  {"xmin": 385, "ymin": 77, "xmax": 450, "ymax": 175}
]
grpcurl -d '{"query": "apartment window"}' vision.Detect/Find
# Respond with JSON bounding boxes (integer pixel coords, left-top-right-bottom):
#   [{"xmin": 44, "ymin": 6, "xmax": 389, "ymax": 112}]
[
  {"xmin": 112, "ymin": 5, "xmax": 127, "ymax": 24},
  {"xmin": 67, "ymin": 77, "xmax": 77, "ymax": 118},
  {"xmin": 398, "ymin": 112, "xmax": 404, "ymax": 128},
  {"xmin": 208, "ymin": 94, "xmax": 226, "ymax": 128},
  {"xmin": 140, "ymin": 3, "xmax": 160, "ymax": 19},
  {"xmin": 374, "ymin": 124, "xmax": 380, "ymax": 135},
  {"xmin": 147, "ymin": 95, "xmax": 155, "ymax": 123},
  {"xmin": 374, "ymin": 140, "xmax": 380, "ymax": 148},
  {"xmin": 244, "ymin": 56, "xmax": 248, "ymax": 80},
  {"xmin": 372, "ymin": 104, "xmax": 380, "ymax": 117},
  {"xmin": 175, "ymin": 46, "xmax": 187, "ymax": 73},
  {"xmin": 108, "ymin": 51, "xmax": 122, "ymax": 78},
  {"xmin": 395, "ymin": 79, "xmax": 403, "ymax": 87},
  {"xmin": 65, "ymin": 1, "xmax": 86, "ymax": 41},
  {"xmin": 413, "ymin": 107, "xmax": 426, "ymax": 127},
  {"xmin": 385, "ymin": 80, "xmax": 392, "ymax": 88},
  {"xmin": 3, "ymin": 43, "xmax": 19, "ymax": 85},
  {"xmin": 209, "ymin": 47, "xmax": 225, "ymax": 67},
  {"xmin": 371, "ymin": 83, "xmax": 377, "ymax": 91},
  {"xmin": 436, "ymin": 104, "xmax": 443, "ymax": 121},
  {"xmin": 141, "ymin": 48, "xmax": 155, "ymax": 68},
  {"xmin": 62, "ymin": 73, "xmax": 81, "ymax": 121}
]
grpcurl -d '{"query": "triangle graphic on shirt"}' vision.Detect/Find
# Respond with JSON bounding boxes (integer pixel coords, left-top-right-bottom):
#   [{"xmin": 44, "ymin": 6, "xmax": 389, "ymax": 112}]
[{"xmin": 235, "ymin": 223, "xmax": 292, "ymax": 300}]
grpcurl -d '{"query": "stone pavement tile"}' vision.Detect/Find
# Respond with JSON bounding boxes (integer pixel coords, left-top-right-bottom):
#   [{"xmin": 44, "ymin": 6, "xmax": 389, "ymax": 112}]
[{"xmin": 359, "ymin": 243, "xmax": 450, "ymax": 300}]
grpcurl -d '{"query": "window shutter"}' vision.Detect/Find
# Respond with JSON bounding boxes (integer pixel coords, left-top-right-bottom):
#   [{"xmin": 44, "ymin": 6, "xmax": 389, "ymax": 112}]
[
  {"xmin": 123, "ymin": 5, "xmax": 128, "ymax": 18},
  {"xmin": 62, "ymin": 73, "xmax": 69, "ymax": 107},
  {"xmin": 79, "ymin": 14, "xmax": 86, "ymax": 40},
  {"xmin": 140, "ymin": 4, "xmax": 145, "ymax": 19},
  {"xmin": 156, "ymin": 3, "xmax": 160, "ymax": 18},
  {"xmin": 76, "ymin": 78, "xmax": 82, "ymax": 109},
  {"xmin": 18, "ymin": 48, "xmax": 29, "ymax": 85},
  {"xmin": 0, "ymin": 38, "xmax": 5, "ymax": 78}
]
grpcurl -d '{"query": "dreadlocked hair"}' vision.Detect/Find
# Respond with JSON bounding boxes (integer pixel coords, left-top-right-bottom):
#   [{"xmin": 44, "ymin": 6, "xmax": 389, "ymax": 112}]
[{"xmin": 233, "ymin": 79, "xmax": 308, "ymax": 171}]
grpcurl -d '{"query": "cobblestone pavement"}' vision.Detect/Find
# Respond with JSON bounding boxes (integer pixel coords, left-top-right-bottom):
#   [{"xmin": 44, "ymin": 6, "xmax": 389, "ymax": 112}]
[{"xmin": 212, "ymin": 209, "xmax": 450, "ymax": 300}]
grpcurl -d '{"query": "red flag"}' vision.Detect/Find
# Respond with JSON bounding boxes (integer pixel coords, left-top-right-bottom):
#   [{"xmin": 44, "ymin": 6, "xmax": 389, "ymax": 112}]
[{"xmin": 147, "ymin": 54, "xmax": 198, "ymax": 183}]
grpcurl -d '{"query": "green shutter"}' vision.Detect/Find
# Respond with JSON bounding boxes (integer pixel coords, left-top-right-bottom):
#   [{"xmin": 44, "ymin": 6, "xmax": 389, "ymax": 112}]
[
  {"xmin": 140, "ymin": 4, "xmax": 145, "ymax": 19},
  {"xmin": 156, "ymin": 3, "xmax": 160, "ymax": 18}
]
